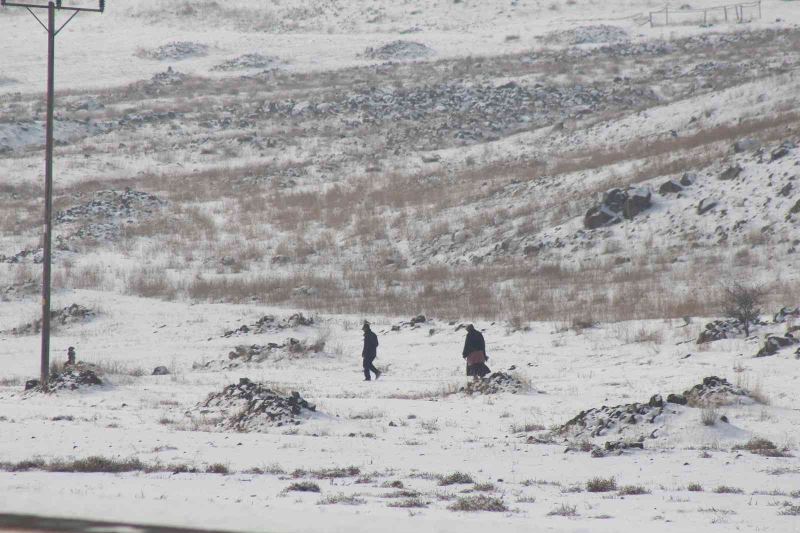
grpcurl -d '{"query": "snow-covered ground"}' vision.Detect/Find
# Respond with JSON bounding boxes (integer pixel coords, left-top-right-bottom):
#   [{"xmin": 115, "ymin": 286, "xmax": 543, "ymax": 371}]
[
  {"xmin": 1, "ymin": 292, "xmax": 800, "ymax": 531},
  {"xmin": 2, "ymin": 0, "xmax": 800, "ymax": 531}
]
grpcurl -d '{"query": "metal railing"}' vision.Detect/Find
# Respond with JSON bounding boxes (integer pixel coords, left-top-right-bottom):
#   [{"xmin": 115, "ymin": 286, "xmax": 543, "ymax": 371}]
[{"xmin": 649, "ymin": 0, "xmax": 761, "ymax": 27}]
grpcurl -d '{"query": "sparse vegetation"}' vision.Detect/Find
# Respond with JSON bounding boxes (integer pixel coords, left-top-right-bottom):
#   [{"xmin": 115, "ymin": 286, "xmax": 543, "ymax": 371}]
[
  {"xmin": 548, "ymin": 503, "xmax": 578, "ymax": 517},
  {"xmin": 619, "ymin": 485, "xmax": 650, "ymax": 495},
  {"xmin": 285, "ymin": 481, "xmax": 321, "ymax": 493},
  {"xmin": 586, "ymin": 477, "xmax": 617, "ymax": 493},
  {"xmin": 438, "ymin": 472, "xmax": 474, "ymax": 486},
  {"xmin": 713, "ymin": 485, "xmax": 744, "ymax": 494},
  {"xmin": 447, "ymin": 495, "xmax": 508, "ymax": 512},
  {"xmin": 687, "ymin": 483, "xmax": 703, "ymax": 492}
]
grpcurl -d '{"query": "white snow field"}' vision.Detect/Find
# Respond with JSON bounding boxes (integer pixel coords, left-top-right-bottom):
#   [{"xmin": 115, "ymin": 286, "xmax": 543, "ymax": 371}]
[{"xmin": 2, "ymin": 0, "xmax": 800, "ymax": 531}]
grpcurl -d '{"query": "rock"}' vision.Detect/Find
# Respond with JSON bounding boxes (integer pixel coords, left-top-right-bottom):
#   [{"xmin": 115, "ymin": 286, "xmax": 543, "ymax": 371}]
[
  {"xmin": 788, "ymin": 199, "xmax": 800, "ymax": 219},
  {"xmin": 666, "ymin": 393, "xmax": 687, "ymax": 405},
  {"xmin": 733, "ymin": 138, "xmax": 761, "ymax": 153},
  {"xmin": 212, "ymin": 53, "xmax": 281, "ymax": 72},
  {"xmin": 697, "ymin": 198, "xmax": 718, "ymax": 215},
  {"xmin": 410, "ymin": 315, "xmax": 427, "ymax": 326},
  {"xmin": 648, "ymin": 394, "xmax": 664, "ymax": 408},
  {"xmin": 774, "ymin": 306, "xmax": 800, "ymax": 323},
  {"xmin": 421, "ymin": 154, "xmax": 441, "ymax": 163},
  {"xmin": 152, "ymin": 366, "xmax": 170, "ymax": 376},
  {"xmin": 696, "ymin": 318, "xmax": 743, "ymax": 344},
  {"xmin": 771, "ymin": 141, "xmax": 795, "ymax": 161},
  {"xmin": 719, "ymin": 165, "xmax": 743, "ymax": 181},
  {"xmin": 24, "ymin": 379, "xmax": 40, "ymax": 391},
  {"xmin": 659, "ymin": 180, "xmax": 682, "ymax": 194},
  {"xmin": 680, "ymin": 172, "xmax": 696, "ymax": 186},
  {"xmin": 755, "ymin": 335, "xmax": 798, "ymax": 357},
  {"xmin": 780, "ymin": 183, "xmax": 793, "ymax": 197},
  {"xmin": 584, "ymin": 186, "xmax": 652, "ymax": 229}
]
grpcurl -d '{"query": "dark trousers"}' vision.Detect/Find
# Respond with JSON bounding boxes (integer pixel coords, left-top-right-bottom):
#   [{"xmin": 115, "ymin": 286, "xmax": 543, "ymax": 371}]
[{"xmin": 363, "ymin": 356, "xmax": 379, "ymax": 380}]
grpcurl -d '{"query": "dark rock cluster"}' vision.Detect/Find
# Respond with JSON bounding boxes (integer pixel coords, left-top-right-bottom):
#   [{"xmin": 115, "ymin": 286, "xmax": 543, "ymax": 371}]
[{"xmin": 193, "ymin": 378, "xmax": 317, "ymax": 431}]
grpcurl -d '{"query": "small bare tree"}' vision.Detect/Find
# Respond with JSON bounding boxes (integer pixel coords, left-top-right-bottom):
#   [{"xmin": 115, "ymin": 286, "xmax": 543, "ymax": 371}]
[{"xmin": 722, "ymin": 282, "xmax": 764, "ymax": 336}]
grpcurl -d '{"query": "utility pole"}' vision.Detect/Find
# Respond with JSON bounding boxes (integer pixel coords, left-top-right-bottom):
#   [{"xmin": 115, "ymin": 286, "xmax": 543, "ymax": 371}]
[{"xmin": 1, "ymin": 0, "xmax": 105, "ymax": 390}]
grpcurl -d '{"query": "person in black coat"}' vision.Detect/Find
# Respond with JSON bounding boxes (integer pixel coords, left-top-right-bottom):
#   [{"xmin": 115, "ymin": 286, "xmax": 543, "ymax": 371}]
[
  {"xmin": 362, "ymin": 322, "xmax": 381, "ymax": 381},
  {"xmin": 462, "ymin": 324, "xmax": 490, "ymax": 379}
]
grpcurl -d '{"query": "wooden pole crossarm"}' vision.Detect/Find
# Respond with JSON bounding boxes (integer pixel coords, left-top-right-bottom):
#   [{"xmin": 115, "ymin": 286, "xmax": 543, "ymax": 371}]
[{"xmin": 2, "ymin": 2, "xmax": 103, "ymax": 12}]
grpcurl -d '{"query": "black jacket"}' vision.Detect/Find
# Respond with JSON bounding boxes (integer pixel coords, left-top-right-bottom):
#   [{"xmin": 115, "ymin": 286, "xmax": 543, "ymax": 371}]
[
  {"xmin": 362, "ymin": 330, "xmax": 379, "ymax": 359},
  {"xmin": 462, "ymin": 330, "xmax": 486, "ymax": 358}
]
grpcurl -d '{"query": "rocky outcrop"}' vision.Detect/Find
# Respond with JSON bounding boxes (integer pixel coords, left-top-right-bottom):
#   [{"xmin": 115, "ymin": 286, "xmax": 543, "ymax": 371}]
[{"xmin": 584, "ymin": 187, "xmax": 652, "ymax": 229}]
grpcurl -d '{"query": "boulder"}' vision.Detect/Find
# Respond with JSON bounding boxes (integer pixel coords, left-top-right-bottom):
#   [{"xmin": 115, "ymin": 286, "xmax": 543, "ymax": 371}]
[
  {"xmin": 719, "ymin": 165, "xmax": 743, "ymax": 181},
  {"xmin": 666, "ymin": 393, "xmax": 687, "ymax": 405},
  {"xmin": 584, "ymin": 187, "xmax": 652, "ymax": 229},
  {"xmin": 680, "ymin": 172, "xmax": 696, "ymax": 187},
  {"xmin": 697, "ymin": 198, "xmax": 718, "ymax": 215},
  {"xmin": 152, "ymin": 366, "xmax": 170, "ymax": 375},
  {"xmin": 659, "ymin": 180, "xmax": 682, "ymax": 194},
  {"xmin": 755, "ymin": 335, "xmax": 798, "ymax": 358},
  {"xmin": 771, "ymin": 141, "xmax": 795, "ymax": 162},
  {"xmin": 774, "ymin": 306, "xmax": 800, "ymax": 323}
]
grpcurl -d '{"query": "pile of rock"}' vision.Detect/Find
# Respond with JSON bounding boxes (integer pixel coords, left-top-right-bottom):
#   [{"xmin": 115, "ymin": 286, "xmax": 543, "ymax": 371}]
[
  {"xmin": 222, "ymin": 313, "xmax": 314, "ymax": 338},
  {"xmin": 460, "ymin": 372, "xmax": 527, "ymax": 395},
  {"xmin": 696, "ymin": 318, "xmax": 747, "ymax": 344},
  {"xmin": 583, "ymin": 186, "xmax": 652, "ymax": 229},
  {"xmin": 774, "ymin": 306, "xmax": 800, "ymax": 323},
  {"xmin": 212, "ymin": 53, "xmax": 281, "ymax": 71},
  {"xmin": 558, "ymin": 393, "xmax": 668, "ymax": 442},
  {"xmin": 543, "ymin": 25, "xmax": 629, "ymax": 45},
  {"xmin": 139, "ymin": 42, "xmax": 209, "ymax": 61},
  {"xmin": 25, "ymin": 365, "xmax": 102, "ymax": 392},
  {"xmin": 9, "ymin": 304, "xmax": 95, "ymax": 336},
  {"xmin": 673, "ymin": 376, "xmax": 753, "ymax": 407},
  {"xmin": 363, "ymin": 40, "xmax": 434, "ymax": 61},
  {"xmin": 557, "ymin": 377, "xmax": 756, "ymax": 451},
  {"xmin": 192, "ymin": 378, "xmax": 317, "ymax": 431}
]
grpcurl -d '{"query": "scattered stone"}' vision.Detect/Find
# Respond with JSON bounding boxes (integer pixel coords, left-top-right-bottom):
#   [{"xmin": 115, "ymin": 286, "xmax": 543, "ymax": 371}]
[
  {"xmin": 191, "ymin": 378, "xmax": 317, "ymax": 431},
  {"xmin": 666, "ymin": 393, "xmax": 687, "ymax": 405},
  {"xmin": 152, "ymin": 366, "xmax": 170, "ymax": 376},
  {"xmin": 584, "ymin": 186, "xmax": 652, "ymax": 229},
  {"xmin": 364, "ymin": 40, "xmax": 434, "ymax": 61},
  {"xmin": 56, "ymin": 188, "xmax": 165, "ymax": 242},
  {"xmin": 696, "ymin": 318, "xmax": 743, "ymax": 343},
  {"xmin": 719, "ymin": 164, "xmax": 743, "ymax": 181}
]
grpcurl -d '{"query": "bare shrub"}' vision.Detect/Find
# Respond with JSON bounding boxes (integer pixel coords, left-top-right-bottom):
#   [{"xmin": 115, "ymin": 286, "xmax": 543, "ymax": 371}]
[
  {"xmin": 317, "ymin": 493, "xmax": 366, "ymax": 505},
  {"xmin": 722, "ymin": 282, "xmax": 764, "ymax": 336},
  {"xmin": 619, "ymin": 485, "xmax": 650, "ymax": 495},
  {"xmin": 701, "ymin": 406, "xmax": 718, "ymax": 426},
  {"xmin": 687, "ymin": 483, "xmax": 703, "ymax": 492}
]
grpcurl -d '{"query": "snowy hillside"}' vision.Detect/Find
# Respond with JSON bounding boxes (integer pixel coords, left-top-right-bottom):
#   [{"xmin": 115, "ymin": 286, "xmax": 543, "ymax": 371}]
[{"xmin": 2, "ymin": 0, "xmax": 800, "ymax": 531}]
